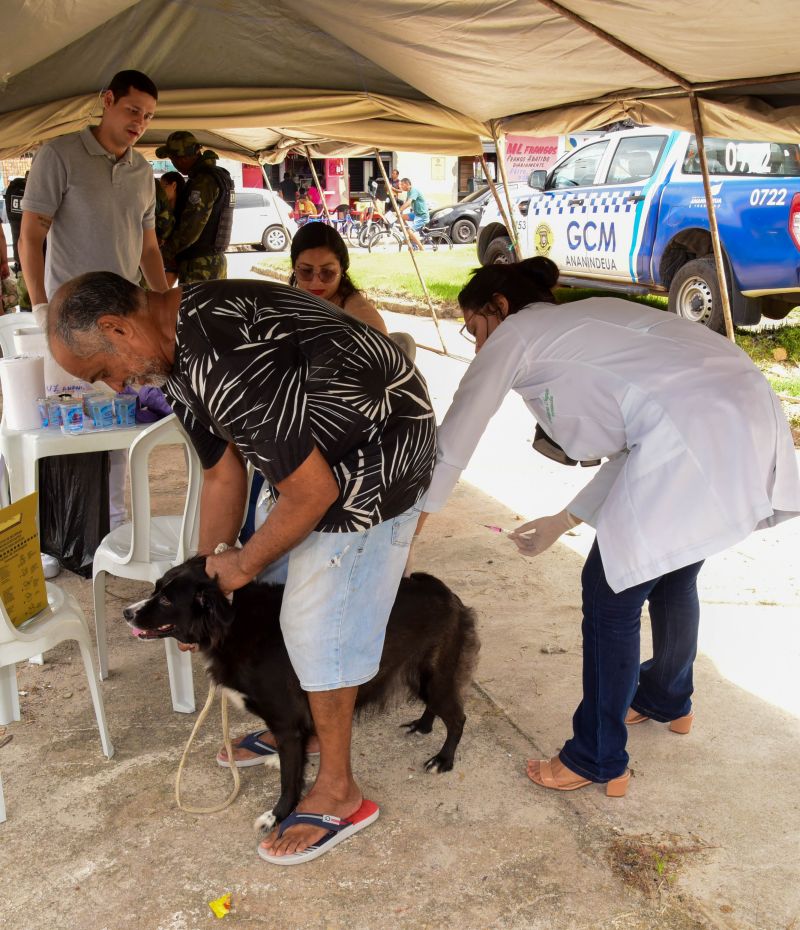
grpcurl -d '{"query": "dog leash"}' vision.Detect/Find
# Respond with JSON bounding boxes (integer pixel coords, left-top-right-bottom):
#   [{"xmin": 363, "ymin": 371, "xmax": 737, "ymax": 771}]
[
  {"xmin": 175, "ymin": 542, "xmax": 241, "ymax": 814},
  {"xmin": 175, "ymin": 684, "xmax": 242, "ymax": 813}
]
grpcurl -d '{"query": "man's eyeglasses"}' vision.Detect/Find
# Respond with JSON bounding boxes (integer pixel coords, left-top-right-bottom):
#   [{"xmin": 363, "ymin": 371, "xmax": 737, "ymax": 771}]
[
  {"xmin": 295, "ymin": 265, "xmax": 340, "ymax": 284},
  {"xmin": 459, "ymin": 323, "xmax": 476, "ymax": 344}
]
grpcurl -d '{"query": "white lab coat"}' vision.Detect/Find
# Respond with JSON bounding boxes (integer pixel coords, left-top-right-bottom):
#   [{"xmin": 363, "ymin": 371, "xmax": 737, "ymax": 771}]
[{"xmin": 426, "ymin": 298, "xmax": 800, "ymax": 593}]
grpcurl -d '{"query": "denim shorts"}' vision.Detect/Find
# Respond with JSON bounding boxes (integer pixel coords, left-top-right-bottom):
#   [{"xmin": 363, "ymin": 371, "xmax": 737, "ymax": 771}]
[
  {"xmin": 257, "ymin": 505, "xmax": 421, "ymax": 691},
  {"xmin": 411, "ymin": 215, "xmax": 428, "ymax": 232}
]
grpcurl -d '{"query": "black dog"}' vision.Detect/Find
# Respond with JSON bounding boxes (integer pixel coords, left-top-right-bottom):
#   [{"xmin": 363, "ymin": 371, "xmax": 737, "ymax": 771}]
[{"xmin": 124, "ymin": 556, "xmax": 479, "ymax": 830}]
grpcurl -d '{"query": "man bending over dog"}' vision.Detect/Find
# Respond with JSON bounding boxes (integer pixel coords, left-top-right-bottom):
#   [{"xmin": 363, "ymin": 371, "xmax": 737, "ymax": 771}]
[{"xmin": 47, "ymin": 271, "xmax": 436, "ymax": 864}]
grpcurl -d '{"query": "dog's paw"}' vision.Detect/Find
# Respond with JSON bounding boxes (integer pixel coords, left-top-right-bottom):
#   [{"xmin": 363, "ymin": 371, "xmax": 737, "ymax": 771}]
[
  {"xmin": 254, "ymin": 810, "xmax": 277, "ymax": 834},
  {"xmin": 424, "ymin": 753, "xmax": 454, "ymax": 774},
  {"xmin": 401, "ymin": 718, "xmax": 433, "ymax": 735}
]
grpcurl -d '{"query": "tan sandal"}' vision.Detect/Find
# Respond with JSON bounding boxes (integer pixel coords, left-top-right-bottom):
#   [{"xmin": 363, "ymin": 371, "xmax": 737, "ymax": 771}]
[
  {"xmin": 526, "ymin": 756, "xmax": 630, "ymax": 797},
  {"xmin": 625, "ymin": 709, "xmax": 694, "ymax": 734}
]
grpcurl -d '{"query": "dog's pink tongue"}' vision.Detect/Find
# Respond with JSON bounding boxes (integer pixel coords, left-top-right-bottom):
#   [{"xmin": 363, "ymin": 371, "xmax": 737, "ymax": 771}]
[{"xmin": 130, "ymin": 626, "xmax": 147, "ymax": 638}]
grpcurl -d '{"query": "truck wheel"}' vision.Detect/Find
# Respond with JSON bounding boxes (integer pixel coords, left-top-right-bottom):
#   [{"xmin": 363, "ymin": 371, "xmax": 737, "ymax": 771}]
[
  {"xmin": 668, "ymin": 258, "xmax": 725, "ymax": 332},
  {"xmin": 450, "ymin": 218, "xmax": 476, "ymax": 244},
  {"xmin": 484, "ymin": 235, "xmax": 515, "ymax": 265},
  {"xmin": 261, "ymin": 225, "xmax": 289, "ymax": 252}
]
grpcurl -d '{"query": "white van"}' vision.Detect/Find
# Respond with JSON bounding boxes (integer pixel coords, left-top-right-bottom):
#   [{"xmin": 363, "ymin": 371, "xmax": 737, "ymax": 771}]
[{"xmin": 229, "ymin": 188, "xmax": 298, "ymax": 252}]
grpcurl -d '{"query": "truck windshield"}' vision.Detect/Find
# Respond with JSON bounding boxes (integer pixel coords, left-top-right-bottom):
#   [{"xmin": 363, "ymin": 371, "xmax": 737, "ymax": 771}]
[{"xmin": 683, "ymin": 136, "xmax": 800, "ymax": 177}]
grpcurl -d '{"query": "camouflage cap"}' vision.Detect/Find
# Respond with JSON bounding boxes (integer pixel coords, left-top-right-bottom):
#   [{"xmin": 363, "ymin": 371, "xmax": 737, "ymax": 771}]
[{"xmin": 155, "ymin": 131, "xmax": 201, "ymax": 159}]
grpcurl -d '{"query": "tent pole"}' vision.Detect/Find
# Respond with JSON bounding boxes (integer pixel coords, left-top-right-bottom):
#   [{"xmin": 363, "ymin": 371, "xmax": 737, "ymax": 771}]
[
  {"xmin": 260, "ymin": 162, "xmax": 293, "ymax": 249},
  {"xmin": 303, "ymin": 146, "xmax": 332, "ymax": 223},
  {"xmin": 491, "ymin": 125, "xmax": 523, "ymax": 261},
  {"xmin": 373, "ymin": 150, "xmax": 448, "ymax": 356},
  {"xmin": 689, "ymin": 93, "xmax": 736, "ymax": 341}
]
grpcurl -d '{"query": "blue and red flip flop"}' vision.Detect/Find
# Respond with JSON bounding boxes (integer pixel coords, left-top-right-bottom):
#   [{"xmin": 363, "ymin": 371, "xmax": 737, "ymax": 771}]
[
  {"xmin": 257, "ymin": 800, "xmax": 380, "ymax": 865},
  {"xmin": 217, "ymin": 730, "xmax": 320, "ymax": 769}
]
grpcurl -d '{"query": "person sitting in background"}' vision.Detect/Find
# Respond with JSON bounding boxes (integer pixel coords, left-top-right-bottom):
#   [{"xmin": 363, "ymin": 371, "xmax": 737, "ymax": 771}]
[
  {"xmin": 296, "ymin": 188, "xmax": 317, "ymax": 218},
  {"xmin": 307, "ymin": 184, "xmax": 322, "ymax": 211}
]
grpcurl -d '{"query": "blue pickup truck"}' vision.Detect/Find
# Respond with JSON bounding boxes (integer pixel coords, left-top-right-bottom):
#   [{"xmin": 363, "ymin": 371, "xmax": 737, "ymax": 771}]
[{"xmin": 477, "ymin": 128, "xmax": 800, "ymax": 331}]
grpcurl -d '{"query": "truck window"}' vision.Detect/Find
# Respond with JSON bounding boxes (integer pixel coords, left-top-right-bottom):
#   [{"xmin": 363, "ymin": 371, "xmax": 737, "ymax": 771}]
[
  {"xmin": 604, "ymin": 135, "xmax": 666, "ymax": 184},
  {"xmin": 682, "ymin": 136, "xmax": 800, "ymax": 177},
  {"xmin": 548, "ymin": 141, "xmax": 609, "ymax": 189}
]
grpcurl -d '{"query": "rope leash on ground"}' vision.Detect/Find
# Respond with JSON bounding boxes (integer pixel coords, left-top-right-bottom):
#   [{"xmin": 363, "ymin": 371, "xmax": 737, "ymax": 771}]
[
  {"xmin": 175, "ymin": 684, "xmax": 241, "ymax": 814},
  {"xmin": 175, "ymin": 542, "xmax": 242, "ymax": 813}
]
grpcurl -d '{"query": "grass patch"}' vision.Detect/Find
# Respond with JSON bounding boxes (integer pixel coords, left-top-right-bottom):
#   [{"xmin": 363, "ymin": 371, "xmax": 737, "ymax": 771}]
[
  {"xmin": 735, "ymin": 322, "xmax": 800, "ymax": 366},
  {"xmin": 609, "ymin": 833, "xmax": 713, "ymax": 899}
]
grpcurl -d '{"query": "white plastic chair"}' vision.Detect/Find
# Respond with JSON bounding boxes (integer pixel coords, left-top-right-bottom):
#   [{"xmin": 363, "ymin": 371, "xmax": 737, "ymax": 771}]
[
  {"xmin": 92, "ymin": 414, "xmax": 203, "ymax": 714},
  {"xmin": 0, "ymin": 313, "xmax": 41, "ymax": 358},
  {"xmin": 0, "ymin": 582, "xmax": 114, "ymax": 821}
]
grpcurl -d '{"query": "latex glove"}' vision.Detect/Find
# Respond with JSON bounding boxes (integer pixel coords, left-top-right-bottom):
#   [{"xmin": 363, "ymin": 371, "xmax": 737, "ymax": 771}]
[
  {"xmin": 403, "ymin": 536, "xmax": 417, "ymax": 578},
  {"xmin": 32, "ymin": 302, "xmax": 49, "ymax": 328},
  {"xmin": 509, "ymin": 509, "xmax": 580, "ymax": 558}
]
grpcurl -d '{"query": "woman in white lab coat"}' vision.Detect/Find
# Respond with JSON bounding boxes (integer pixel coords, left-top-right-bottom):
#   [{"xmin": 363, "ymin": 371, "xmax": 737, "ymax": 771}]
[{"xmin": 420, "ymin": 257, "xmax": 800, "ymax": 797}]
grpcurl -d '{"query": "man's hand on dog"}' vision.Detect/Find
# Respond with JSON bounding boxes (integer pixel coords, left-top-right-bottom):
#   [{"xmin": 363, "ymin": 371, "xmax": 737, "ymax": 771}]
[{"xmin": 205, "ymin": 547, "xmax": 253, "ymax": 594}]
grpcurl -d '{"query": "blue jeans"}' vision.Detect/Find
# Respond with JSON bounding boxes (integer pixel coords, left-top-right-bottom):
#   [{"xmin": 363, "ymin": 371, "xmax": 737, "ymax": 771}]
[{"xmin": 560, "ymin": 540, "xmax": 704, "ymax": 782}]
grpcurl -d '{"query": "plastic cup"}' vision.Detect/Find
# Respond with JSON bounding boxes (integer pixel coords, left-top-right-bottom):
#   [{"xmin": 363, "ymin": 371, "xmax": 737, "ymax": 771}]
[
  {"xmin": 59, "ymin": 399, "xmax": 84, "ymax": 433},
  {"xmin": 37, "ymin": 397, "xmax": 50, "ymax": 428},
  {"xmin": 114, "ymin": 393, "xmax": 137, "ymax": 427},
  {"xmin": 87, "ymin": 394, "xmax": 115, "ymax": 429},
  {"xmin": 46, "ymin": 396, "xmax": 64, "ymax": 427}
]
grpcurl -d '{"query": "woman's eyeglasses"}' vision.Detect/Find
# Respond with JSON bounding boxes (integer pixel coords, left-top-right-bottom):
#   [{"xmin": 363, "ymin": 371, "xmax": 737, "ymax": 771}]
[
  {"xmin": 459, "ymin": 303, "xmax": 499, "ymax": 344},
  {"xmin": 295, "ymin": 265, "xmax": 340, "ymax": 284}
]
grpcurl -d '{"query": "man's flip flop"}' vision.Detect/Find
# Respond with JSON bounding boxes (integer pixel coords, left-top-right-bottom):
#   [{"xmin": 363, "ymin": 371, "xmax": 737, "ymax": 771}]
[
  {"xmin": 257, "ymin": 800, "xmax": 380, "ymax": 866},
  {"xmin": 217, "ymin": 730, "xmax": 280, "ymax": 768},
  {"xmin": 217, "ymin": 730, "xmax": 322, "ymax": 768}
]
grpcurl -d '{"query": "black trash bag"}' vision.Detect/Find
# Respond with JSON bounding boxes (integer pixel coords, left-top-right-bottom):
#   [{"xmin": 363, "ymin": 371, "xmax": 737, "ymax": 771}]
[{"xmin": 38, "ymin": 452, "xmax": 109, "ymax": 577}]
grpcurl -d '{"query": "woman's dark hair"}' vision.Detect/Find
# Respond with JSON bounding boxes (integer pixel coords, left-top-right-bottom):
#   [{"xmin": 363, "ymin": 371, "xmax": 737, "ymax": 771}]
[
  {"xmin": 458, "ymin": 257, "xmax": 559, "ymax": 315},
  {"xmin": 289, "ymin": 223, "xmax": 358, "ymax": 302},
  {"xmin": 160, "ymin": 170, "xmax": 186, "ymax": 198}
]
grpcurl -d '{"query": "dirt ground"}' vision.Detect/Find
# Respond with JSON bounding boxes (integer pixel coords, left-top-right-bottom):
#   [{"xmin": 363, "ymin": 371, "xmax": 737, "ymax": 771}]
[{"xmin": 2, "ymin": 261, "xmax": 799, "ymax": 930}]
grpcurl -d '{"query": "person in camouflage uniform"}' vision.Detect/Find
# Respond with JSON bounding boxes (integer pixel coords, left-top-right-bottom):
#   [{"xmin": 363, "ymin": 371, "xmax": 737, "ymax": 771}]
[
  {"xmin": 154, "ymin": 177, "xmax": 175, "ymax": 245},
  {"xmin": 156, "ymin": 131, "xmax": 235, "ymax": 284}
]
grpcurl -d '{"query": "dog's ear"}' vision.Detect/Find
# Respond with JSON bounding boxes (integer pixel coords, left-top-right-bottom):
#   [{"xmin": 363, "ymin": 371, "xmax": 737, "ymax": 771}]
[{"xmin": 194, "ymin": 580, "xmax": 235, "ymax": 649}]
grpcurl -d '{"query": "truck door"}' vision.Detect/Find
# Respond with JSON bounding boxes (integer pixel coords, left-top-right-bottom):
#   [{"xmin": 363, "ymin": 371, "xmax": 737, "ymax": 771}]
[
  {"xmin": 526, "ymin": 140, "xmax": 609, "ymax": 271},
  {"xmin": 593, "ymin": 134, "xmax": 669, "ymax": 281}
]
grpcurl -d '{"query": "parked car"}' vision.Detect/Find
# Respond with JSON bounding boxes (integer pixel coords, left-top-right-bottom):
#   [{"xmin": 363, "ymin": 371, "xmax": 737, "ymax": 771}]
[
  {"xmin": 427, "ymin": 183, "xmax": 528, "ymax": 244},
  {"xmin": 426, "ymin": 187, "xmax": 491, "ymax": 243},
  {"xmin": 478, "ymin": 128, "xmax": 800, "ymax": 331},
  {"xmin": 229, "ymin": 188, "xmax": 297, "ymax": 251}
]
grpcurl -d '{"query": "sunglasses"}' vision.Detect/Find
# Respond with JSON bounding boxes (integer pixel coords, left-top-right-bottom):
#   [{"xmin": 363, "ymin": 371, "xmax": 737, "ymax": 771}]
[{"xmin": 295, "ymin": 265, "xmax": 340, "ymax": 284}]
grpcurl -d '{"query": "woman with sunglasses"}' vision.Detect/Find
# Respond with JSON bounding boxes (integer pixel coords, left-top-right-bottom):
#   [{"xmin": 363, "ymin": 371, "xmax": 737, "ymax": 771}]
[
  {"xmin": 288, "ymin": 223, "xmax": 415, "ymax": 359},
  {"xmin": 415, "ymin": 256, "xmax": 799, "ymax": 797}
]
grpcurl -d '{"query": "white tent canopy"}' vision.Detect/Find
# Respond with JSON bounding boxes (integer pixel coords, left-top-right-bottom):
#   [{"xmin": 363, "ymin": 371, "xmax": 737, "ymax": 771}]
[{"xmin": 3, "ymin": 1, "xmax": 800, "ymax": 162}]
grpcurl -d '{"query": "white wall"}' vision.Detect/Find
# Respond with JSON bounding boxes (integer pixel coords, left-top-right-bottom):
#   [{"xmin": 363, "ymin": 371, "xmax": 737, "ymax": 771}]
[{"xmin": 394, "ymin": 153, "xmax": 459, "ymax": 209}]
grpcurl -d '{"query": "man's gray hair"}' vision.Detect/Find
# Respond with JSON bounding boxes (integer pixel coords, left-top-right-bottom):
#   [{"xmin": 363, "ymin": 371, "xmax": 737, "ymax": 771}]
[{"xmin": 50, "ymin": 271, "xmax": 143, "ymax": 357}]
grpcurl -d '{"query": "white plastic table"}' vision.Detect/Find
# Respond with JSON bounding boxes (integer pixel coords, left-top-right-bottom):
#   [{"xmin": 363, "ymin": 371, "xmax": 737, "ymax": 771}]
[{"xmin": 0, "ymin": 420, "xmax": 147, "ymax": 504}]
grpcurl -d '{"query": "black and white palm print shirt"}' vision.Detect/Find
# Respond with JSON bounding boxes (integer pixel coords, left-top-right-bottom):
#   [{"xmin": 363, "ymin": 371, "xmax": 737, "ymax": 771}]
[{"xmin": 165, "ymin": 280, "xmax": 436, "ymax": 533}]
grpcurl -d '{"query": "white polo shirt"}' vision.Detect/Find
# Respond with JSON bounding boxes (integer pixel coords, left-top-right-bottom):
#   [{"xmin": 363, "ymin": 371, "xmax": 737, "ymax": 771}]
[{"xmin": 21, "ymin": 126, "xmax": 155, "ymax": 298}]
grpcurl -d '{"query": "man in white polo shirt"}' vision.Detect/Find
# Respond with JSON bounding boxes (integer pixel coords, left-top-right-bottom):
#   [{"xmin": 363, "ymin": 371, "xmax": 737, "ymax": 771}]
[{"xmin": 19, "ymin": 69, "xmax": 168, "ymax": 542}]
